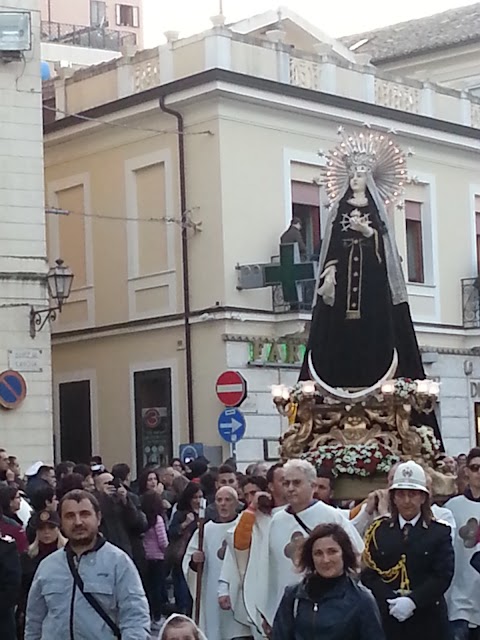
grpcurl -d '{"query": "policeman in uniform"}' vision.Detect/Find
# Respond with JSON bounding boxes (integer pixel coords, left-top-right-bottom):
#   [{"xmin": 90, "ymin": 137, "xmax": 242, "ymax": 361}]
[
  {"xmin": 361, "ymin": 460, "xmax": 453, "ymax": 640},
  {"xmin": 0, "ymin": 531, "xmax": 21, "ymax": 640}
]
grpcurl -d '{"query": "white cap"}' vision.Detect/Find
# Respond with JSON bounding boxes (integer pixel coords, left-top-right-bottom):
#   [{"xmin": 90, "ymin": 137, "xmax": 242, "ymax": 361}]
[
  {"xmin": 24, "ymin": 461, "xmax": 44, "ymax": 477},
  {"xmin": 389, "ymin": 460, "xmax": 428, "ymax": 494}
]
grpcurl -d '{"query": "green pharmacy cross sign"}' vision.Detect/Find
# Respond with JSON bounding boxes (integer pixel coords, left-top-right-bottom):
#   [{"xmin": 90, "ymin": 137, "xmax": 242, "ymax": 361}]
[
  {"xmin": 236, "ymin": 242, "xmax": 316, "ymax": 304},
  {"xmin": 263, "ymin": 244, "xmax": 316, "ymax": 303}
]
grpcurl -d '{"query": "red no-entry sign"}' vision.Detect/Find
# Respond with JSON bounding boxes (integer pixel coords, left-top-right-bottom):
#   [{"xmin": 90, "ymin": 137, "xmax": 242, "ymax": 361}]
[{"xmin": 216, "ymin": 370, "xmax": 247, "ymax": 407}]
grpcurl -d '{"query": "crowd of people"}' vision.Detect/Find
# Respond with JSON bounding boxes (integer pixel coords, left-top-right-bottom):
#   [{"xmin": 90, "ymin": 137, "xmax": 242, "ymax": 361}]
[{"xmin": 0, "ymin": 446, "xmax": 479, "ymax": 640}]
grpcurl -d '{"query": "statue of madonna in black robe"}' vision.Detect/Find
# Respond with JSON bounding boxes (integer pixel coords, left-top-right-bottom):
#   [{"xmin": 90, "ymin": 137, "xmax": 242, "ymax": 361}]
[{"xmin": 301, "ymin": 170, "xmax": 424, "ymax": 390}]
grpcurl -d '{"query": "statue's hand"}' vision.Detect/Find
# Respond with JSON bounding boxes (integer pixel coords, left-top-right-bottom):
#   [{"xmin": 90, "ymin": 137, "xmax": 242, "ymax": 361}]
[
  {"xmin": 350, "ymin": 211, "xmax": 374, "ymax": 237},
  {"xmin": 318, "ymin": 264, "xmax": 336, "ymax": 306}
]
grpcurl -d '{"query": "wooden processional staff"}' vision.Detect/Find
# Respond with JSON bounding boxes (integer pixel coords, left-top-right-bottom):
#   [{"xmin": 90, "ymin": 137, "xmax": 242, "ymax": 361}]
[{"xmin": 194, "ymin": 498, "xmax": 207, "ymax": 625}]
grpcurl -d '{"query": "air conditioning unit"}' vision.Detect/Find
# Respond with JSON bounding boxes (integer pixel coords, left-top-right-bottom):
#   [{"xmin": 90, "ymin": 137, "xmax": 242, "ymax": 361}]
[{"xmin": 0, "ymin": 12, "xmax": 31, "ymax": 55}]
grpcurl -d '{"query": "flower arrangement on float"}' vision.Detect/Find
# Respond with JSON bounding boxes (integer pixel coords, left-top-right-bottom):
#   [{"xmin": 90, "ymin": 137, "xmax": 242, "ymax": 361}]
[
  {"xmin": 416, "ymin": 425, "xmax": 442, "ymax": 461},
  {"xmin": 302, "ymin": 442, "xmax": 400, "ymax": 478},
  {"xmin": 380, "ymin": 377, "xmax": 440, "ymax": 402}
]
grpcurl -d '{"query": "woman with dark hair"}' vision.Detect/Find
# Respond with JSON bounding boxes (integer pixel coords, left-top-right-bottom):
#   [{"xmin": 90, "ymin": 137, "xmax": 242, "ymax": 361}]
[
  {"xmin": 171, "ymin": 458, "xmax": 187, "ymax": 475},
  {"xmin": 0, "ymin": 485, "xmax": 28, "ymax": 554},
  {"xmin": 0, "ymin": 484, "xmax": 23, "ymax": 527},
  {"xmin": 138, "ymin": 468, "xmax": 163, "ymax": 496},
  {"xmin": 141, "ymin": 490, "xmax": 169, "ymax": 627},
  {"xmin": 168, "ymin": 482, "xmax": 203, "ymax": 615},
  {"xmin": 271, "ymin": 523, "xmax": 384, "ymax": 640}
]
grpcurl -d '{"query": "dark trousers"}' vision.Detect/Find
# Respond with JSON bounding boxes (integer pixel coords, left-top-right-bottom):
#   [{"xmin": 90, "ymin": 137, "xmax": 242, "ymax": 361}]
[
  {"xmin": 145, "ymin": 559, "xmax": 168, "ymax": 620},
  {"xmin": 172, "ymin": 565, "xmax": 192, "ymax": 616},
  {"xmin": 451, "ymin": 620, "xmax": 480, "ymax": 640},
  {"xmin": 1, "ymin": 609, "xmax": 17, "ymax": 640}
]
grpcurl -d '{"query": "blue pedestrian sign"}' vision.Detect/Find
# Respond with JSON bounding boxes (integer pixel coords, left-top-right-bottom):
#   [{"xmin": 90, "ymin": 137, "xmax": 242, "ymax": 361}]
[
  {"xmin": 179, "ymin": 443, "xmax": 204, "ymax": 464},
  {"xmin": 218, "ymin": 408, "xmax": 246, "ymax": 443}
]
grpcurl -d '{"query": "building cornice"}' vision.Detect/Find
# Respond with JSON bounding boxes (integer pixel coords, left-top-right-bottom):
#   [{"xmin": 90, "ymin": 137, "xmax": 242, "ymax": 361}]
[
  {"xmin": 51, "ymin": 302, "xmax": 480, "ymax": 346},
  {"xmin": 0, "ymin": 272, "xmax": 46, "ymax": 282},
  {"xmin": 43, "ymin": 68, "xmax": 480, "ymax": 142}
]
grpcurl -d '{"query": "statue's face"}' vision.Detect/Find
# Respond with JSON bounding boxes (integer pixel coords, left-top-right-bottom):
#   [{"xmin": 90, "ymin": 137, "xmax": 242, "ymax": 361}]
[{"xmin": 349, "ymin": 171, "xmax": 367, "ymax": 192}]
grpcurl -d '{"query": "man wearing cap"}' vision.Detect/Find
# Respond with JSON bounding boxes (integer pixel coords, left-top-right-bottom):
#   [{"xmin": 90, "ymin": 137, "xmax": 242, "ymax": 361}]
[
  {"xmin": 25, "ymin": 464, "xmax": 56, "ymax": 501},
  {"xmin": 361, "ymin": 460, "xmax": 454, "ymax": 640}
]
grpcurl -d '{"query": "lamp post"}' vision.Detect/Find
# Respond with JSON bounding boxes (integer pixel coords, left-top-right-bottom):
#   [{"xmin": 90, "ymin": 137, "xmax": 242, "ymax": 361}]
[{"xmin": 30, "ymin": 259, "xmax": 74, "ymax": 339}]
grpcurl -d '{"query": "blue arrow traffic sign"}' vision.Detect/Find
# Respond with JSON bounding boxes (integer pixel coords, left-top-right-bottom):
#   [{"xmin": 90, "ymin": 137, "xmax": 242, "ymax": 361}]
[{"xmin": 218, "ymin": 408, "xmax": 246, "ymax": 444}]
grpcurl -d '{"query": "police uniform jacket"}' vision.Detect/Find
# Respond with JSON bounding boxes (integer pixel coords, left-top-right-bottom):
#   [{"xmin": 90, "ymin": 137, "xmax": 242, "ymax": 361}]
[{"xmin": 360, "ymin": 515, "xmax": 453, "ymax": 640}]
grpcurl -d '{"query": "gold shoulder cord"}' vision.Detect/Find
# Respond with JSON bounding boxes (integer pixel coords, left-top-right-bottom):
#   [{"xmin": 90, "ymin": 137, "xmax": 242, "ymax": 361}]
[{"xmin": 362, "ymin": 520, "xmax": 410, "ymax": 592}]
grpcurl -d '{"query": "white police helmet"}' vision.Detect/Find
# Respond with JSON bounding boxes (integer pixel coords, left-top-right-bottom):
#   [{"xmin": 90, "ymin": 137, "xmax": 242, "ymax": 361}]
[{"xmin": 389, "ymin": 460, "xmax": 429, "ymax": 494}]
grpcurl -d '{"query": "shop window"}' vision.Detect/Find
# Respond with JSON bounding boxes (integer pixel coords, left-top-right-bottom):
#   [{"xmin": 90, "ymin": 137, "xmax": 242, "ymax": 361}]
[
  {"xmin": 405, "ymin": 199, "xmax": 424, "ymax": 284},
  {"xmin": 115, "ymin": 3, "xmax": 139, "ymax": 27}
]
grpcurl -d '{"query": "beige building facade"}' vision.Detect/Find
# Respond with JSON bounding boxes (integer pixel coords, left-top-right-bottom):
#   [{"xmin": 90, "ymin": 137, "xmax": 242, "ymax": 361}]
[{"xmin": 44, "ymin": 10, "xmax": 480, "ymax": 472}]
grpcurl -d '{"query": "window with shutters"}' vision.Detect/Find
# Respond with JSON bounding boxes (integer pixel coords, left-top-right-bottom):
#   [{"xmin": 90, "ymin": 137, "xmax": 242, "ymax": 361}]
[
  {"xmin": 405, "ymin": 199, "xmax": 424, "ymax": 284},
  {"xmin": 90, "ymin": 0, "xmax": 106, "ymax": 27},
  {"xmin": 115, "ymin": 4, "xmax": 139, "ymax": 27},
  {"xmin": 290, "ymin": 181, "xmax": 321, "ymax": 260}
]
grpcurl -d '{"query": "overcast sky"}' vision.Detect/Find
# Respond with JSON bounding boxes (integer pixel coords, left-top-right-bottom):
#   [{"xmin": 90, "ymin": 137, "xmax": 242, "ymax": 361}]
[{"xmin": 143, "ymin": 0, "xmax": 477, "ymax": 46}]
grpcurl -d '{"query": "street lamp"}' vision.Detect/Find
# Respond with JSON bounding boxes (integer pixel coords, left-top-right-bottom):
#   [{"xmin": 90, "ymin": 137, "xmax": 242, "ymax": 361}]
[{"xmin": 30, "ymin": 259, "xmax": 74, "ymax": 338}]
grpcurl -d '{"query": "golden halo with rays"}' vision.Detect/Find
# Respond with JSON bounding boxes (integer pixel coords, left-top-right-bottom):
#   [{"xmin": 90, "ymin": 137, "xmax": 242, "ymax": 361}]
[{"xmin": 320, "ymin": 128, "xmax": 408, "ymax": 207}]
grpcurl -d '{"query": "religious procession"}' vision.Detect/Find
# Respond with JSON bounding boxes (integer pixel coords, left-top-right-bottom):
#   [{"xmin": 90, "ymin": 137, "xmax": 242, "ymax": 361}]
[
  {"xmin": 3, "ymin": 2, "xmax": 480, "ymax": 640},
  {"xmin": 167, "ymin": 129, "xmax": 480, "ymax": 640},
  {"xmin": 1, "ymin": 124, "xmax": 479, "ymax": 640}
]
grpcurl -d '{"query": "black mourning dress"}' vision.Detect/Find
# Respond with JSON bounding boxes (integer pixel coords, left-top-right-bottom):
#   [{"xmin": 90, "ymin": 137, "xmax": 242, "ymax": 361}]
[{"xmin": 301, "ymin": 189, "xmax": 424, "ymax": 389}]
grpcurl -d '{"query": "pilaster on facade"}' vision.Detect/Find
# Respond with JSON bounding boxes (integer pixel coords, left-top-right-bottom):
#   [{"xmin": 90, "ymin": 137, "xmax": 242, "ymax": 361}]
[{"xmin": 0, "ymin": 0, "xmax": 53, "ymax": 467}]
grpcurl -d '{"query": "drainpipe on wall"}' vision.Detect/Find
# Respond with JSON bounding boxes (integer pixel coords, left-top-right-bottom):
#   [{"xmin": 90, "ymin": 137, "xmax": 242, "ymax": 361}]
[{"xmin": 159, "ymin": 95, "xmax": 195, "ymax": 444}]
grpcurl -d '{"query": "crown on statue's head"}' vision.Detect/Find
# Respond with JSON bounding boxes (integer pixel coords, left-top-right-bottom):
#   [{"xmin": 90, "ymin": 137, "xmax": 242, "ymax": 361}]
[{"xmin": 344, "ymin": 151, "xmax": 376, "ymax": 176}]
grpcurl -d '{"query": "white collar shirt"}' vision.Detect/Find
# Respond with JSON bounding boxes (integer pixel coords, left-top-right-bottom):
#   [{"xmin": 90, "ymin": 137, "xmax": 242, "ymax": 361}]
[{"xmin": 398, "ymin": 513, "xmax": 421, "ymax": 529}]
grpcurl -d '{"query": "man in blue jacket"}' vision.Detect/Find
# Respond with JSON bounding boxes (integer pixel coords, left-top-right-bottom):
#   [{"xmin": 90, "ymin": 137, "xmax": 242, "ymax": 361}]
[{"xmin": 25, "ymin": 489, "xmax": 150, "ymax": 640}]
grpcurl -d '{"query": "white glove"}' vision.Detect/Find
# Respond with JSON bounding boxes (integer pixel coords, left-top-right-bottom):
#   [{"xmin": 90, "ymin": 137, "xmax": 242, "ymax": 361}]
[
  {"xmin": 387, "ymin": 597, "xmax": 416, "ymax": 622},
  {"xmin": 318, "ymin": 264, "xmax": 337, "ymax": 307}
]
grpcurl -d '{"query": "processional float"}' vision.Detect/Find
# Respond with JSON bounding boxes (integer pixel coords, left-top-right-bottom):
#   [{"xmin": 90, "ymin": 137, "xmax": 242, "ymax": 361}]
[{"xmin": 272, "ymin": 127, "xmax": 454, "ymax": 499}]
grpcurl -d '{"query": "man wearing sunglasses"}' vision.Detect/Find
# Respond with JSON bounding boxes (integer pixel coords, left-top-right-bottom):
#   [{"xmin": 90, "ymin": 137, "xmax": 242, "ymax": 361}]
[{"xmin": 445, "ymin": 447, "xmax": 480, "ymax": 640}]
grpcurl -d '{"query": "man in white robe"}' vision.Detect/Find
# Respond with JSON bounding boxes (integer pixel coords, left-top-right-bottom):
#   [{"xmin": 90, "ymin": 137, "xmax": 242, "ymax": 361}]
[
  {"xmin": 220, "ymin": 478, "xmax": 285, "ymax": 640},
  {"xmin": 445, "ymin": 447, "xmax": 480, "ymax": 640},
  {"xmin": 183, "ymin": 486, "xmax": 251, "ymax": 640},
  {"xmin": 238, "ymin": 459, "xmax": 364, "ymax": 630}
]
